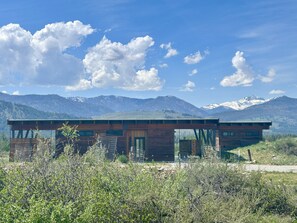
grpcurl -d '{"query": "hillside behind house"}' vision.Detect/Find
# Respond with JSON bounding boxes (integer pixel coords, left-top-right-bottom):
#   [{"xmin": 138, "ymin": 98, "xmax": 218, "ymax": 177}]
[
  {"xmin": 1, "ymin": 93, "xmax": 297, "ymax": 134},
  {"xmin": 214, "ymin": 96, "xmax": 297, "ymax": 134},
  {"xmin": 0, "ymin": 100, "xmax": 74, "ymax": 132}
]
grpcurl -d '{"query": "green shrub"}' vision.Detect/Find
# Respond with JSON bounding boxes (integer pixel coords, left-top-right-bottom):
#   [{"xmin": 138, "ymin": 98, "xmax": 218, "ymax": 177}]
[
  {"xmin": 273, "ymin": 137, "xmax": 297, "ymax": 156},
  {"xmin": 0, "ymin": 133, "xmax": 9, "ymax": 152},
  {"xmin": 117, "ymin": 154, "xmax": 128, "ymax": 163},
  {"xmin": 0, "ymin": 142, "xmax": 296, "ymax": 222}
]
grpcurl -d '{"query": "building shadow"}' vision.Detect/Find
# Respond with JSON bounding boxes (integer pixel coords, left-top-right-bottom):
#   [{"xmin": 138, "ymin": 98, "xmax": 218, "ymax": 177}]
[{"xmin": 221, "ymin": 151, "xmax": 246, "ymax": 162}]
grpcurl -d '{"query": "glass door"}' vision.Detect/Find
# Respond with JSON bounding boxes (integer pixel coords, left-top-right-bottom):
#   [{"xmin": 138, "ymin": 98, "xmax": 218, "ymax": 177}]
[{"xmin": 134, "ymin": 137, "xmax": 145, "ymax": 161}]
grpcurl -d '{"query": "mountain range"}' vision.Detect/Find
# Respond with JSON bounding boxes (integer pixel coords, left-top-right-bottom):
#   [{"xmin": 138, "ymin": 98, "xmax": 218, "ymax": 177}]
[
  {"xmin": 0, "ymin": 93, "xmax": 206, "ymax": 118},
  {"xmin": 202, "ymin": 96, "xmax": 271, "ymax": 114},
  {"xmin": 213, "ymin": 96, "xmax": 297, "ymax": 134},
  {"xmin": 0, "ymin": 100, "xmax": 74, "ymax": 132},
  {"xmin": 0, "ymin": 92, "xmax": 296, "ymax": 134}
]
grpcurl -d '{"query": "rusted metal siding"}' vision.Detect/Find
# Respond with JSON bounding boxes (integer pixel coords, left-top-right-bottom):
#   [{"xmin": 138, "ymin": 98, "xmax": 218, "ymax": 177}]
[
  {"xmin": 218, "ymin": 127, "xmax": 264, "ymax": 150},
  {"xmin": 7, "ymin": 119, "xmax": 272, "ymax": 161},
  {"xmin": 147, "ymin": 129, "xmax": 174, "ymax": 161}
]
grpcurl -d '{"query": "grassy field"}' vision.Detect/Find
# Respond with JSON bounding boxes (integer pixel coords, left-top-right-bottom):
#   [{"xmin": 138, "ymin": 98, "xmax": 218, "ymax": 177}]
[
  {"xmin": 0, "ymin": 151, "xmax": 8, "ymax": 164},
  {"xmin": 261, "ymin": 172, "xmax": 297, "ymax": 186},
  {"xmin": 223, "ymin": 136, "xmax": 297, "ymax": 165}
]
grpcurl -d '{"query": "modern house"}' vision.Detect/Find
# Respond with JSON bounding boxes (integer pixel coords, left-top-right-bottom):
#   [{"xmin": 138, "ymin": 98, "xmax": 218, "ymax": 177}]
[{"xmin": 7, "ymin": 119, "xmax": 272, "ymax": 162}]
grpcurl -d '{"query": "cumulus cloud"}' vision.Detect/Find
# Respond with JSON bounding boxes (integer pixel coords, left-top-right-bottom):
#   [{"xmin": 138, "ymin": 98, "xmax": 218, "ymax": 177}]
[
  {"xmin": 189, "ymin": 69, "xmax": 198, "ymax": 76},
  {"xmin": 220, "ymin": 51, "xmax": 255, "ymax": 87},
  {"xmin": 180, "ymin": 81, "xmax": 195, "ymax": 92},
  {"xmin": 269, "ymin": 89, "xmax": 285, "ymax": 95},
  {"xmin": 66, "ymin": 79, "xmax": 92, "ymax": 91},
  {"xmin": 184, "ymin": 50, "xmax": 208, "ymax": 64},
  {"xmin": 160, "ymin": 42, "xmax": 178, "ymax": 58},
  {"xmin": 259, "ymin": 68, "xmax": 276, "ymax": 83},
  {"xmin": 0, "ymin": 21, "xmax": 94, "ymax": 86},
  {"xmin": 123, "ymin": 68, "xmax": 163, "ymax": 91},
  {"xmin": 79, "ymin": 35, "xmax": 164, "ymax": 91}
]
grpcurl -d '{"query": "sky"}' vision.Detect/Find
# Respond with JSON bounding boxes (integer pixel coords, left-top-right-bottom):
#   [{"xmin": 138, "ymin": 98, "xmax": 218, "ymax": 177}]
[{"xmin": 0, "ymin": 0, "xmax": 296, "ymax": 107}]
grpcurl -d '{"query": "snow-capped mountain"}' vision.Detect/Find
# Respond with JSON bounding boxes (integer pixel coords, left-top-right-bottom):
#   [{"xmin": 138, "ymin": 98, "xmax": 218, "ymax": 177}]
[
  {"xmin": 67, "ymin": 96, "xmax": 87, "ymax": 103},
  {"xmin": 202, "ymin": 96, "xmax": 272, "ymax": 111}
]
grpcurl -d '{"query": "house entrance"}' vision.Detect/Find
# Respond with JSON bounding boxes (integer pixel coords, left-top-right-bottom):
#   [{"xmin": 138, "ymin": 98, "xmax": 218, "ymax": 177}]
[{"xmin": 134, "ymin": 137, "xmax": 145, "ymax": 161}]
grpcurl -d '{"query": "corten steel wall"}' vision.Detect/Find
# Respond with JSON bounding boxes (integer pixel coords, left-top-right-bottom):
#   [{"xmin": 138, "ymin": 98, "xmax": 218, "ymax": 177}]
[
  {"xmin": 10, "ymin": 138, "xmax": 37, "ymax": 161},
  {"xmin": 218, "ymin": 122, "xmax": 271, "ymax": 150},
  {"xmin": 7, "ymin": 119, "xmax": 271, "ymax": 161},
  {"xmin": 147, "ymin": 129, "xmax": 175, "ymax": 161}
]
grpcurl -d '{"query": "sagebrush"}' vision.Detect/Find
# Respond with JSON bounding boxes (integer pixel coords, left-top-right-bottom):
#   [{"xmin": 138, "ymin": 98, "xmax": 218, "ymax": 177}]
[{"xmin": 0, "ymin": 140, "xmax": 296, "ymax": 222}]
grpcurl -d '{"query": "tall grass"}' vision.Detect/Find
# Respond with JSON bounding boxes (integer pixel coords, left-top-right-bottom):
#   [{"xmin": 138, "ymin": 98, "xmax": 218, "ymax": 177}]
[
  {"xmin": 0, "ymin": 140, "xmax": 296, "ymax": 222},
  {"xmin": 224, "ymin": 136, "xmax": 297, "ymax": 165}
]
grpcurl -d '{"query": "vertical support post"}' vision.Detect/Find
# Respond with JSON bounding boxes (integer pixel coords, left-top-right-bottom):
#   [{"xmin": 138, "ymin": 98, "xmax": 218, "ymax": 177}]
[
  {"xmin": 9, "ymin": 129, "xmax": 15, "ymax": 162},
  {"xmin": 25, "ymin": 130, "xmax": 30, "ymax": 138},
  {"xmin": 193, "ymin": 129, "xmax": 202, "ymax": 157},
  {"xmin": 207, "ymin": 129, "xmax": 212, "ymax": 145},
  {"xmin": 212, "ymin": 129, "xmax": 216, "ymax": 147},
  {"xmin": 215, "ymin": 129, "xmax": 220, "ymax": 155},
  {"xmin": 201, "ymin": 129, "xmax": 207, "ymax": 144},
  {"xmin": 247, "ymin": 149, "xmax": 252, "ymax": 161},
  {"xmin": 193, "ymin": 129, "xmax": 199, "ymax": 141}
]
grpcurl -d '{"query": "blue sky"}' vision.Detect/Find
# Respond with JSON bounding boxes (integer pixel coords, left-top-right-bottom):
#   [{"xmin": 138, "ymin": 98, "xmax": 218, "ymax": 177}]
[{"xmin": 0, "ymin": 0, "xmax": 296, "ymax": 107}]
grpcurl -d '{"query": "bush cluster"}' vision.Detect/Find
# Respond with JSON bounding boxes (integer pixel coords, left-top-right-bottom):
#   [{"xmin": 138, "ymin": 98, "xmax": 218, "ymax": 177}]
[
  {"xmin": 0, "ymin": 133, "xmax": 9, "ymax": 152},
  {"xmin": 272, "ymin": 137, "xmax": 297, "ymax": 156},
  {"xmin": 0, "ymin": 142, "xmax": 296, "ymax": 222}
]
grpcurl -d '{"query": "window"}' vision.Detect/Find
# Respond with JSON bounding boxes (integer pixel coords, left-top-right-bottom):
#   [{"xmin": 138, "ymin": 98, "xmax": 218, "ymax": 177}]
[
  {"xmin": 222, "ymin": 131, "xmax": 234, "ymax": 137},
  {"xmin": 106, "ymin": 130, "xmax": 123, "ymax": 136},
  {"xmin": 78, "ymin": 130, "xmax": 94, "ymax": 137}
]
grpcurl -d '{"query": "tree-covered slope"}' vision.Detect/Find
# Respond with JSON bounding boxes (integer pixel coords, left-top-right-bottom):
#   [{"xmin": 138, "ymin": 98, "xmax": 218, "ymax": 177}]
[
  {"xmin": 0, "ymin": 100, "xmax": 74, "ymax": 132},
  {"xmin": 0, "ymin": 93, "xmax": 112, "ymax": 118}
]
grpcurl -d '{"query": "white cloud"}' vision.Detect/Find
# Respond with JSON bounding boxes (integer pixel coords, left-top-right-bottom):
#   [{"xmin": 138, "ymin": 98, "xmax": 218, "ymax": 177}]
[
  {"xmin": 1, "ymin": 90, "xmax": 7, "ymax": 94},
  {"xmin": 159, "ymin": 63, "xmax": 168, "ymax": 68},
  {"xmin": 12, "ymin": 90, "xmax": 20, "ymax": 95},
  {"xmin": 184, "ymin": 51, "xmax": 208, "ymax": 64},
  {"xmin": 269, "ymin": 89, "xmax": 285, "ymax": 95},
  {"xmin": 160, "ymin": 42, "xmax": 178, "ymax": 58},
  {"xmin": 123, "ymin": 68, "xmax": 163, "ymax": 91},
  {"xmin": 0, "ymin": 21, "xmax": 94, "ymax": 86},
  {"xmin": 220, "ymin": 51, "xmax": 255, "ymax": 87},
  {"xmin": 32, "ymin": 20, "xmax": 94, "ymax": 52},
  {"xmin": 189, "ymin": 69, "xmax": 198, "ymax": 76},
  {"xmin": 66, "ymin": 79, "xmax": 92, "ymax": 91},
  {"xmin": 180, "ymin": 81, "xmax": 195, "ymax": 92},
  {"xmin": 80, "ymin": 36, "xmax": 163, "ymax": 91},
  {"xmin": 259, "ymin": 68, "xmax": 276, "ymax": 83}
]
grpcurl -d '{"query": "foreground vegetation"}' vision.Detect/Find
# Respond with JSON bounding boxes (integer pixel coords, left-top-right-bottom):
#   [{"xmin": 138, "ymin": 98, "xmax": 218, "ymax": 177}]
[
  {"xmin": 223, "ymin": 136, "xmax": 297, "ymax": 165},
  {"xmin": 0, "ymin": 144, "xmax": 297, "ymax": 222},
  {"xmin": 1, "ymin": 131, "xmax": 297, "ymax": 222}
]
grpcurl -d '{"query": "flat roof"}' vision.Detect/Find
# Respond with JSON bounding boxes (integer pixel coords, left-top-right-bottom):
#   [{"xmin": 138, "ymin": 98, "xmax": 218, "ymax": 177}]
[
  {"xmin": 219, "ymin": 121, "xmax": 272, "ymax": 126},
  {"xmin": 7, "ymin": 118, "xmax": 272, "ymax": 126},
  {"xmin": 7, "ymin": 118, "xmax": 220, "ymax": 126}
]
